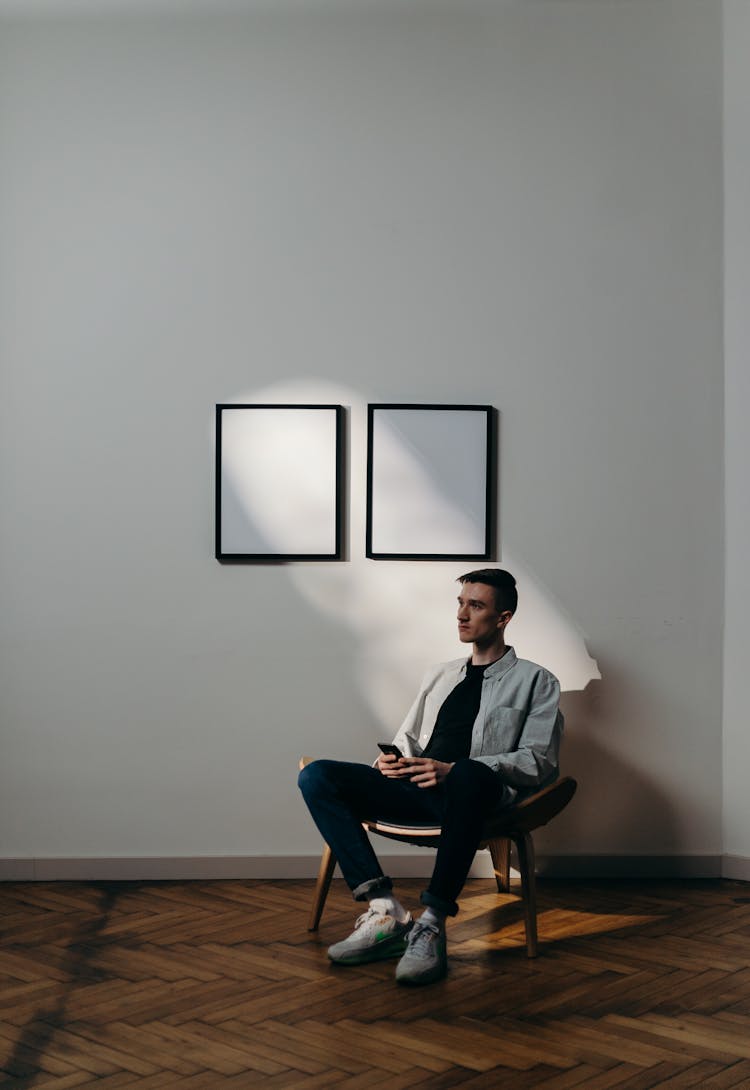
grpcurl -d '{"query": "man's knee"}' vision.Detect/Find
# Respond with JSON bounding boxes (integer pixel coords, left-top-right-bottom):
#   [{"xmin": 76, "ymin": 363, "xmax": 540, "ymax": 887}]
[
  {"xmin": 298, "ymin": 759, "xmax": 334, "ymax": 799},
  {"xmin": 298, "ymin": 758, "xmax": 367, "ymax": 801},
  {"xmin": 444, "ymin": 758, "xmax": 497, "ymax": 799}
]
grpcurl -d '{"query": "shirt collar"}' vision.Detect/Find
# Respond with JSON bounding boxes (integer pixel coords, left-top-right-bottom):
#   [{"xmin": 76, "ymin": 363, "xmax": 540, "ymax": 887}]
[{"xmin": 462, "ymin": 646, "xmax": 517, "ymax": 680}]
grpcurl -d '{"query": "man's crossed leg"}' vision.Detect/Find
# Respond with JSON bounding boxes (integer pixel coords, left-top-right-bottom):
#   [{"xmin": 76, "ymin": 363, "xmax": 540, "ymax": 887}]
[{"xmin": 298, "ymin": 758, "xmax": 513, "ymax": 985}]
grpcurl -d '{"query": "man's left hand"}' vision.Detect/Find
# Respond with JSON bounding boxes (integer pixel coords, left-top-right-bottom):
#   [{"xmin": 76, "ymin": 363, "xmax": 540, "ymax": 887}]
[{"xmin": 406, "ymin": 758, "xmax": 454, "ymax": 788}]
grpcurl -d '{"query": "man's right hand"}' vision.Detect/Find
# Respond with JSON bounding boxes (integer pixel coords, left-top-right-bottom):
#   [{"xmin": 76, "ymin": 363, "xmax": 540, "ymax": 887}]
[{"xmin": 376, "ymin": 753, "xmax": 414, "ymax": 778}]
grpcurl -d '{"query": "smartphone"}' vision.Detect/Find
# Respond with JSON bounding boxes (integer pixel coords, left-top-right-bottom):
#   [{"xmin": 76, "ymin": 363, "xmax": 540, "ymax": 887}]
[{"xmin": 378, "ymin": 743, "xmax": 403, "ymax": 758}]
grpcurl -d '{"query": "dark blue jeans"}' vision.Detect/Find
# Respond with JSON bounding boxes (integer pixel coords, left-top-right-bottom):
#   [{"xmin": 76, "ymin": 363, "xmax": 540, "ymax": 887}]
[{"xmin": 298, "ymin": 758, "xmax": 514, "ymax": 916}]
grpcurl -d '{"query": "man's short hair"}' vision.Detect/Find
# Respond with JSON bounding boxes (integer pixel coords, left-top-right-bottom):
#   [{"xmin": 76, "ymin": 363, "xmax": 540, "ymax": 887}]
[{"xmin": 457, "ymin": 568, "xmax": 518, "ymax": 614}]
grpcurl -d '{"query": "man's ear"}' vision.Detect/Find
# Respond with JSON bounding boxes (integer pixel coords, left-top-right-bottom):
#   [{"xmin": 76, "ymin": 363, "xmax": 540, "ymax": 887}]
[{"xmin": 497, "ymin": 610, "xmax": 513, "ymax": 629}]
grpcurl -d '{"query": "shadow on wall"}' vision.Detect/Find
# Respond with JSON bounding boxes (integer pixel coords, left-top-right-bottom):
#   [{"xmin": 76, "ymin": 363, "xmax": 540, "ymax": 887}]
[{"xmin": 536, "ymin": 656, "xmax": 678, "ymax": 869}]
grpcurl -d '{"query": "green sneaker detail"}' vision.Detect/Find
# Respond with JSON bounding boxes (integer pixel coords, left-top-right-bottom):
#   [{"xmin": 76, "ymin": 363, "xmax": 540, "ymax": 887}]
[{"xmin": 327, "ymin": 909, "xmax": 413, "ymax": 965}]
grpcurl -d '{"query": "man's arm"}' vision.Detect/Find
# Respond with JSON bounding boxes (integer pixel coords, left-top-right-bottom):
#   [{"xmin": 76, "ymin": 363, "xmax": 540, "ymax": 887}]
[{"xmin": 472, "ymin": 670, "xmax": 563, "ymax": 789}]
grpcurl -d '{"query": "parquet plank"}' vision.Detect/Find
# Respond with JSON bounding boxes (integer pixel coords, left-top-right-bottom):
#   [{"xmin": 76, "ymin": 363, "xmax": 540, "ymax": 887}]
[
  {"xmin": 60, "ymin": 979, "xmax": 200, "ymax": 1025},
  {"xmin": 174, "ymin": 977, "xmax": 356, "ymax": 1026},
  {"xmin": 64, "ymin": 1020, "xmax": 205, "ymax": 1076},
  {"xmin": 527, "ymin": 1062, "xmax": 641, "ymax": 1089},
  {"xmin": 304, "ymin": 1017, "xmax": 454, "ymax": 1074},
  {"xmin": 603, "ymin": 1013, "xmax": 741, "ymax": 1063},
  {"xmin": 218, "ymin": 1018, "xmax": 342, "ymax": 1076},
  {"xmin": 181, "ymin": 1018, "xmax": 333, "ymax": 1077},
  {"xmin": 473, "ymin": 1016, "xmax": 619, "ymax": 1070},
  {"xmin": 90, "ymin": 980, "xmax": 254, "ymax": 1026},
  {"xmin": 598, "ymin": 1063, "xmax": 696, "ymax": 1090},
  {"xmin": 438, "ymin": 1066, "xmax": 560, "ymax": 1089},
  {"xmin": 259, "ymin": 1072, "xmax": 353, "ymax": 1090},
  {"xmin": 145, "ymin": 1019, "xmax": 291, "ymax": 1076},
  {"xmin": 325, "ymin": 973, "xmax": 501, "ymax": 1023},
  {"xmin": 699, "ymin": 1059, "xmax": 750, "ymax": 1088},
  {"xmin": 6, "ymin": 1074, "xmax": 92, "ymax": 1090},
  {"xmin": 641, "ymin": 1059, "xmax": 727, "ymax": 1088},
  {"xmin": 0, "ymin": 1023, "xmax": 82, "ymax": 1079},
  {"xmin": 83, "ymin": 944, "xmax": 219, "ymax": 983},
  {"xmin": 322, "ymin": 1016, "xmax": 509, "ymax": 1073},
  {"xmin": 457, "ymin": 1015, "xmax": 580, "ymax": 1069},
  {"xmin": 585, "ymin": 969, "xmax": 697, "ymax": 1018},
  {"xmin": 331, "ymin": 1017, "xmax": 472, "ymax": 1073},
  {"xmin": 29, "ymin": 1022, "xmax": 158, "ymax": 1077},
  {"xmin": 265, "ymin": 1020, "xmax": 390, "ymax": 1077},
  {"xmin": 0, "ymin": 980, "xmax": 64, "ymax": 1015},
  {"xmin": 561, "ymin": 1013, "xmax": 712, "ymax": 1065},
  {"xmin": 430, "ymin": 1014, "xmax": 572, "ymax": 1071},
  {"xmin": 0, "ymin": 950, "xmax": 72, "ymax": 986}
]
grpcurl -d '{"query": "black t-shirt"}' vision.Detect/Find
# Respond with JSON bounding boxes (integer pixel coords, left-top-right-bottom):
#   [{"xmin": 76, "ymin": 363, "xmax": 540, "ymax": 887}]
[{"xmin": 421, "ymin": 662, "xmax": 487, "ymax": 763}]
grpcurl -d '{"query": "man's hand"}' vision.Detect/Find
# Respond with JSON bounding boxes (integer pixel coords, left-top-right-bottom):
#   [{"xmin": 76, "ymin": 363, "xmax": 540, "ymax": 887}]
[
  {"xmin": 376, "ymin": 754, "xmax": 454, "ymax": 786},
  {"xmin": 376, "ymin": 753, "xmax": 416, "ymax": 778},
  {"xmin": 404, "ymin": 757, "xmax": 454, "ymax": 788}
]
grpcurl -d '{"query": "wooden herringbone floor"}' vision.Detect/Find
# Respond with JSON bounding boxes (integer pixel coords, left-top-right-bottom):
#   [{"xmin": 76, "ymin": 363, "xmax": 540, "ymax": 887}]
[{"xmin": 2, "ymin": 877, "xmax": 750, "ymax": 1088}]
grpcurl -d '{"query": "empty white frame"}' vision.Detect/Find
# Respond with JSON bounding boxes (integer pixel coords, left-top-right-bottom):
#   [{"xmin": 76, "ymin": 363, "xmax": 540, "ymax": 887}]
[
  {"xmin": 366, "ymin": 404, "xmax": 493, "ymax": 560},
  {"xmin": 216, "ymin": 404, "xmax": 343, "ymax": 561}
]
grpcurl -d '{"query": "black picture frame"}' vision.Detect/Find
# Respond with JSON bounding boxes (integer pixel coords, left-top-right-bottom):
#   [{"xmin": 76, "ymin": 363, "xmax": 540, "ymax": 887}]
[
  {"xmin": 366, "ymin": 403, "xmax": 494, "ymax": 561},
  {"xmin": 215, "ymin": 403, "xmax": 344, "ymax": 561}
]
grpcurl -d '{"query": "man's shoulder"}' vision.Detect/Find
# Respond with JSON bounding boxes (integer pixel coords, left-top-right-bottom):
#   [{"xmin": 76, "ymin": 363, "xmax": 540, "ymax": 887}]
[
  {"xmin": 511, "ymin": 654, "xmax": 560, "ymax": 687},
  {"xmin": 421, "ymin": 657, "xmax": 468, "ymax": 682}
]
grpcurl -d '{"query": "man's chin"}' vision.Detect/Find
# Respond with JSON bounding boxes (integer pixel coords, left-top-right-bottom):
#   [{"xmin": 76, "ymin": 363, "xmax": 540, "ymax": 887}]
[{"xmin": 457, "ymin": 630, "xmax": 472, "ymax": 642}]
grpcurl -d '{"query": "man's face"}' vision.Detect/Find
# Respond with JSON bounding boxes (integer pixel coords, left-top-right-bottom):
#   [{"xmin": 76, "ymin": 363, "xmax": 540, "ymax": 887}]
[{"xmin": 456, "ymin": 582, "xmax": 511, "ymax": 646}]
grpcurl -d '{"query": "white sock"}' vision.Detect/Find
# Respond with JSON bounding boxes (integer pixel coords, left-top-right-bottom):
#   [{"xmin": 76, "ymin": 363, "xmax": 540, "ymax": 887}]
[
  {"xmin": 420, "ymin": 907, "xmax": 446, "ymax": 930},
  {"xmin": 369, "ymin": 894, "xmax": 410, "ymax": 924}
]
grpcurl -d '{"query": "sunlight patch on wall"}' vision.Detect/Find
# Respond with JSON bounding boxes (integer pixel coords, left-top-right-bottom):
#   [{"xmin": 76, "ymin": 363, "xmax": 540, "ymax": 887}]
[{"xmin": 215, "ymin": 379, "xmax": 600, "ymax": 730}]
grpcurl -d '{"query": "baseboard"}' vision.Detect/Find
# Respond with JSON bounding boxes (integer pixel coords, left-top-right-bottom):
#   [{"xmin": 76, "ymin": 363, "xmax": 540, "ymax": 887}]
[
  {"xmin": 721, "ymin": 854, "xmax": 750, "ymax": 881},
  {"xmin": 535, "ymin": 854, "xmax": 723, "ymax": 879},
  {"xmin": 0, "ymin": 852, "xmax": 735, "ymax": 882},
  {"xmin": 0, "ymin": 856, "xmax": 331, "ymax": 882}
]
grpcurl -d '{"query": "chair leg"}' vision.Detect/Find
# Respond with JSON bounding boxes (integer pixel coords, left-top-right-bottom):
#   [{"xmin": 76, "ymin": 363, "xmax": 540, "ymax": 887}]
[
  {"xmin": 308, "ymin": 843, "xmax": 336, "ymax": 931},
  {"xmin": 515, "ymin": 832, "xmax": 538, "ymax": 958},
  {"xmin": 487, "ymin": 837, "xmax": 511, "ymax": 893}
]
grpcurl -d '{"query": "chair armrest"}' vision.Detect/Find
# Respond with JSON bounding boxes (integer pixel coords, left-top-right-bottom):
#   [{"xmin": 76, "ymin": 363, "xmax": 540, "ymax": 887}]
[{"xmin": 484, "ymin": 776, "xmax": 577, "ymax": 836}]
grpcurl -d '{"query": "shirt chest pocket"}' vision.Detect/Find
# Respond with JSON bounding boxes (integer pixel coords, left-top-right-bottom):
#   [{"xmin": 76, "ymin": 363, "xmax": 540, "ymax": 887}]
[{"xmin": 477, "ymin": 707, "xmax": 525, "ymax": 754}]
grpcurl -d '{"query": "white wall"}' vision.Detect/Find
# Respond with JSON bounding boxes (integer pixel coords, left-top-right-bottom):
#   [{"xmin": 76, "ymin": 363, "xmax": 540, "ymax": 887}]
[
  {"xmin": 0, "ymin": 0, "xmax": 724, "ymax": 874},
  {"xmin": 723, "ymin": 0, "xmax": 750, "ymax": 877}
]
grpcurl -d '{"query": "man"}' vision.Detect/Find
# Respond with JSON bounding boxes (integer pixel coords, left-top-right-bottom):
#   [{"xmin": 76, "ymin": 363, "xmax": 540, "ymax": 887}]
[{"xmin": 298, "ymin": 568, "xmax": 563, "ymax": 985}]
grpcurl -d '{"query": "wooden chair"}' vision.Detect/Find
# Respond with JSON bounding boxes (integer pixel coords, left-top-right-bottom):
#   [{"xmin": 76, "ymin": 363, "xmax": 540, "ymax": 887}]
[{"xmin": 300, "ymin": 757, "xmax": 577, "ymax": 958}]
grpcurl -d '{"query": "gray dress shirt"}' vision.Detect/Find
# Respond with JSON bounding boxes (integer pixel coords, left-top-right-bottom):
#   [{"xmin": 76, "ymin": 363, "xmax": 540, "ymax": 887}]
[{"xmin": 389, "ymin": 646, "xmax": 563, "ymax": 802}]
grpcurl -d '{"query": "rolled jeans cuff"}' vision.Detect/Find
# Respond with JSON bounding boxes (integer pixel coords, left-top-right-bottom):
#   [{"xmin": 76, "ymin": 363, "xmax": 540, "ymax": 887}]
[
  {"xmin": 421, "ymin": 889, "xmax": 459, "ymax": 918},
  {"xmin": 352, "ymin": 875, "xmax": 393, "ymax": 902}
]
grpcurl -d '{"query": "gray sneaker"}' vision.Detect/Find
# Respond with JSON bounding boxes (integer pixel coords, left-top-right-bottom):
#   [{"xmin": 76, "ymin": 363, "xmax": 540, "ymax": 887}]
[
  {"xmin": 327, "ymin": 909, "xmax": 413, "ymax": 965},
  {"xmin": 394, "ymin": 919, "xmax": 447, "ymax": 985}
]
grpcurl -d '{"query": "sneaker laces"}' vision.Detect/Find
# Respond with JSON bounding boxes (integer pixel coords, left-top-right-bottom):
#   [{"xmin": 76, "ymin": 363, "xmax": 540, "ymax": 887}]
[
  {"xmin": 354, "ymin": 907, "xmax": 382, "ymax": 930},
  {"xmin": 406, "ymin": 920, "xmax": 440, "ymax": 953}
]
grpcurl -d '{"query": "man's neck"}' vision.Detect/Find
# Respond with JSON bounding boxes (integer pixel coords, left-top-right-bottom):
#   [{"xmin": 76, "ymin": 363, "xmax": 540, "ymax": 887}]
[{"xmin": 471, "ymin": 640, "xmax": 508, "ymax": 667}]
